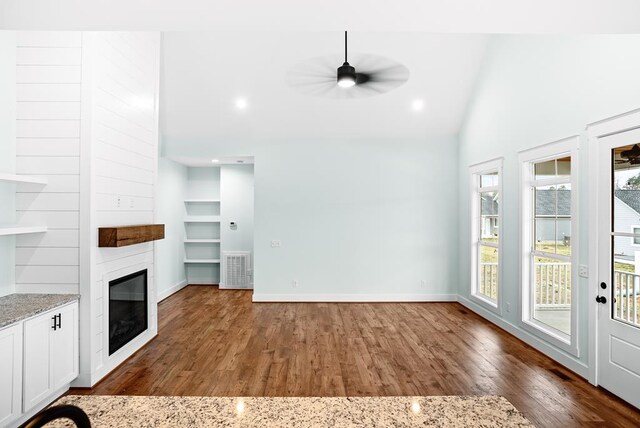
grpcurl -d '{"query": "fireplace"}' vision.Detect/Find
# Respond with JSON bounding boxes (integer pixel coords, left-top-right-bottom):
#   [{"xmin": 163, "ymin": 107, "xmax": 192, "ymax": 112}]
[{"xmin": 109, "ymin": 269, "xmax": 148, "ymax": 355}]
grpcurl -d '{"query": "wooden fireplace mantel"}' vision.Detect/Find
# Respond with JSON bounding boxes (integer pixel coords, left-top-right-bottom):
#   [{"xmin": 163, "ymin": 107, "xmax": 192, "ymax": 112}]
[{"xmin": 98, "ymin": 224, "xmax": 165, "ymax": 247}]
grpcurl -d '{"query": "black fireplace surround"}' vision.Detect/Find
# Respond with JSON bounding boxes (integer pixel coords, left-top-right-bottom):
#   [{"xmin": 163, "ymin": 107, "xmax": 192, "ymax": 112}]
[{"xmin": 109, "ymin": 269, "xmax": 148, "ymax": 355}]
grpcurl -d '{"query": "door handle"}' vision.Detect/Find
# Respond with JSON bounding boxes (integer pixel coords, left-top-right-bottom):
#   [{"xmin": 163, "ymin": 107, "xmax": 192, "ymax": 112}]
[{"xmin": 596, "ymin": 295, "xmax": 608, "ymax": 304}]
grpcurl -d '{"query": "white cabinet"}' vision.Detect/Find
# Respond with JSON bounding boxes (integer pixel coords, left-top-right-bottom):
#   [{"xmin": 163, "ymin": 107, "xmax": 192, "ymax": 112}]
[
  {"xmin": 0, "ymin": 323, "xmax": 23, "ymax": 427},
  {"xmin": 23, "ymin": 302, "xmax": 78, "ymax": 413}
]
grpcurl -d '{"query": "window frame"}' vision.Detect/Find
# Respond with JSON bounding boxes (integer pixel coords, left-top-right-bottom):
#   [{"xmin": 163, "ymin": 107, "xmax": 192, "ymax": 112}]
[
  {"xmin": 519, "ymin": 136, "xmax": 579, "ymax": 356},
  {"xmin": 631, "ymin": 226, "xmax": 640, "ymax": 246},
  {"xmin": 470, "ymin": 158, "xmax": 504, "ymax": 315}
]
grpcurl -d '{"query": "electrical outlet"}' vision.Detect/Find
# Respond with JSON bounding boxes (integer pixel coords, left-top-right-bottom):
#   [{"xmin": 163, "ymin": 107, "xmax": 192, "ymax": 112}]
[
  {"xmin": 579, "ymin": 265, "xmax": 589, "ymax": 278},
  {"xmin": 271, "ymin": 240, "xmax": 282, "ymax": 248},
  {"xmin": 420, "ymin": 280, "xmax": 426, "ymax": 288},
  {"xmin": 116, "ymin": 196, "xmax": 121, "ymax": 208},
  {"xmin": 506, "ymin": 303, "xmax": 511, "ymax": 312},
  {"xmin": 292, "ymin": 280, "xmax": 298, "ymax": 288}
]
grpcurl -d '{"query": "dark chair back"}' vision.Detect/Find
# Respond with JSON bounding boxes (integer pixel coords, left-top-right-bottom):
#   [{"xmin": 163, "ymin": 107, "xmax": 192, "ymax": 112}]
[{"xmin": 19, "ymin": 404, "xmax": 91, "ymax": 428}]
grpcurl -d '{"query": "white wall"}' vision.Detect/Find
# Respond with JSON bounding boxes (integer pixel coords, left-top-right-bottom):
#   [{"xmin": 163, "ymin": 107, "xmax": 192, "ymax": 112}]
[
  {"xmin": 156, "ymin": 157, "xmax": 188, "ymax": 299},
  {"xmin": 0, "ymin": 31, "xmax": 16, "ymax": 297},
  {"xmin": 164, "ymin": 136, "xmax": 459, "ymax": 301},
  {"xmin": 186, "ymin": 167, "xmax": 220, "ymax": 199},
  {"xmin": 79, "ymin": 31, "xmax": 161, "ymax": 386},
  {"xmin": 458, "ymin": 35, "xmax": 640, "ymax": 375},
  {"xmin": 14, "ymin": 31, "xmax": 82, "ymax": 294}
]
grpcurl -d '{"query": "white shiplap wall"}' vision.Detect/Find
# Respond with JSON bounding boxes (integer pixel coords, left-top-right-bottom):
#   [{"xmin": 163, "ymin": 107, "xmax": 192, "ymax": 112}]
[
  {"xmin": 86, "ymin": 32, "xmax": 160, "ymax": 383},
  {"xmin": 12, "ymin": 31, "xmax": 161, "ymax": 387},
  {"xmin": 15, "ymin": 32, "xmax": 82, "ymax": 294}
]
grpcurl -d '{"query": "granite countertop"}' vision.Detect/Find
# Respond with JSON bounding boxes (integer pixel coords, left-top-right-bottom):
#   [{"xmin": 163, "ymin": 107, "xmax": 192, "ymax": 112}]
[
  {"xmin": 49, "ymin": 395, "xmax": 535, "ymax": 427},
  {"xmin": 0, "ymin": 293, "xmax": 79, "ymax": 328}
]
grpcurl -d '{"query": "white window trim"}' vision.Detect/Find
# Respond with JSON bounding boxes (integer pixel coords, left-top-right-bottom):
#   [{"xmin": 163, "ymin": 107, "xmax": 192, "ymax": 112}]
[
  {"xmin": 470, "ymin": 157, "xmax": 503, "ymax": 315},
  {"xmin": 519, "ymin": 136, "xmax": 580, "ymax": 357},
  {"xmin": 630, "ymin": 225, "xmax": 640, "ymax": 247}
]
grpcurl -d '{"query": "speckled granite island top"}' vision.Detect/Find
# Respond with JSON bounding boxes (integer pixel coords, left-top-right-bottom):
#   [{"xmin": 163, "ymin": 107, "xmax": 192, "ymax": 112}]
[
  {"xmin": 0, "ymin": 293, "xmax": 79, "ymax": 328},
  {"xmin": 50, "ymin": 395, "xmax": 535, "ymax": 427}
]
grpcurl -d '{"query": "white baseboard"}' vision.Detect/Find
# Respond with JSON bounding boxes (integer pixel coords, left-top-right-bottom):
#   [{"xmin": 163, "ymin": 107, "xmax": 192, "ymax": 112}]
[
  {"xmin": 252, "ymin": 293, "xmax": 458, "ymax": 303},
  {"xmin": 157, "ymin": 279, "xmax": 188, "ymax": 302},
  {"xmin": 457, "ymin": 296, "xmax": 590, "ymax": 380}
]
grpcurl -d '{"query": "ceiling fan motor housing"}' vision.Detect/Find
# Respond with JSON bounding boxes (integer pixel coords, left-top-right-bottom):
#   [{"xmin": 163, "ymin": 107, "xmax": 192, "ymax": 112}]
[{"xmin": 337, "ymin": 62, "xmax": 357, "ymax": 86}]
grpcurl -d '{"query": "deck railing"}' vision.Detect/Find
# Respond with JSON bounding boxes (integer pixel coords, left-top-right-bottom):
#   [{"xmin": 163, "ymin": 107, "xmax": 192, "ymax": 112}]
[
  {"xmin": 479, "ymin": 263, "xmax": 640, "ymax": 326},
  {"xmin": 535, "ymin": 263, "xmax": 571, "ymax": 308},
  {"xmin": 479, "ymin": 263, "xmax": 498, "ymax": 300},
  {"xmin": 613, "ymin": 271, "xmax": 640, "ymax": 327}
]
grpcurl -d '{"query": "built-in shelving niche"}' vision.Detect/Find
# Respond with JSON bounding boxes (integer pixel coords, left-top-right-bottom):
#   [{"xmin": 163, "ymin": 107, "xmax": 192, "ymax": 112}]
[
  {"xmin": 0, "ymin": 173, "xmax": 48, "ymax": 236},
  {"xmin": 184, "ymin": 199, "xmax": 221, "ymax": 284}
]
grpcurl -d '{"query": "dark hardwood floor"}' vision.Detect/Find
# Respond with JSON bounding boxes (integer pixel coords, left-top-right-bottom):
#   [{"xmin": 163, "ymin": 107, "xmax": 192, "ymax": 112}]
[{"xmin": 70, "ymin": 286, "xmax": 640, "ymax": 427}]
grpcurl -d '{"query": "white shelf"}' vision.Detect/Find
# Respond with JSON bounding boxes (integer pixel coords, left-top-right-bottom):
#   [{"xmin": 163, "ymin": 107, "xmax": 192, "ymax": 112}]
[
  {"xmin": 0, "ymin": 225, "xmax": 48, "ymax": 236},
  {"xmin": 184, "ymin": 199, "xmax": 220, "ymax": 203},
  {"xmin": 184, "ymin": 239, "xmax": 221, "ymax": 243},
  {"xmin": 184, "ymin": 259, "xmax": 220, "ymax": 264},
  {"xmin": 184, "ymin": 216, "xmax": 220, "ymax": 223},
  {"xmin": 0, "ymin": 173, "xmax": 47, "ymax": 185}
]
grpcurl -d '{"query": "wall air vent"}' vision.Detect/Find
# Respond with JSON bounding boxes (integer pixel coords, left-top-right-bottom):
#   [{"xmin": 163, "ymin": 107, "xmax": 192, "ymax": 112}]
[{"xmin": 221, "ymin": 251, "xmax": 252, "ymax": 289}]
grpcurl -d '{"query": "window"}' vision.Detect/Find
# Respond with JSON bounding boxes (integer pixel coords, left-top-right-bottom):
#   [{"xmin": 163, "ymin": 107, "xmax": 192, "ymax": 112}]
[
  {"xmin": 520, "ymin": 137, "xmax": 578, "ymax": 355},
  {"xmin": 632, "ymin": 227, "xmax": 640, "ymax": 245},
  {"xmin": 470, "ymin": 159, "xmax": 503, "ymax": 313}
]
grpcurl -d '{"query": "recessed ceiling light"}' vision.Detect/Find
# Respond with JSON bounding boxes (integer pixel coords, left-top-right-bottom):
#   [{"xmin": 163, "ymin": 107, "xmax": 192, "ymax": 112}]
[
  {"xmin": 412, "ymin": 100, "xmax": 425, "ymax": 111},
  {"xmin": 235, "ymin": 98, "xmax": 248, "ymax": 110},
  {"xmin": 211, "ymin": 159, "xmax": 220, "ymax": 163}
]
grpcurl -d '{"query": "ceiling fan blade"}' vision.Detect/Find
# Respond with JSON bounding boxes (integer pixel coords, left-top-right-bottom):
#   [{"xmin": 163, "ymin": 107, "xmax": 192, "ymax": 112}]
[
  {"xmin": 355, "ymin": 73, "xmax": 370, "ymax": 85},
  {"xmin": 286, "ymin": 52, "xmax": 409, "ymax": 98}
]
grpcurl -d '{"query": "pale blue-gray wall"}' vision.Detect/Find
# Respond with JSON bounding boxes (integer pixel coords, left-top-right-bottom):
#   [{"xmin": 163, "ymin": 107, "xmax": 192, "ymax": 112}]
[
  {"xmin": 459, "ymin": 35, "xmax": 640, "ymax": 367},
  {"xmin": 220, "ymin": 164, "xmax": 254, "ymax": 254},
  {"xmin": 156, "ymin": 158, "xmax": 188, "ymax": 297},
  {"xmin": 163, "ymin": 136, "xmax": 459, "ymax": 297},
  {"xmin": 0, "ymin": 31, "xmax": 16, "ymax": 297}
]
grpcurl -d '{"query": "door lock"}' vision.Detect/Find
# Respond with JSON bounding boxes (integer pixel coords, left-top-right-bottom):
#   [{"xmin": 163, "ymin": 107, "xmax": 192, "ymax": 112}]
[
  {"xmin": 596, "ymin": 295, "xmax": 608, "ymax": 304},
  {"xmin": 600, "ymin": 282, "xmax": 607, "ymax": 289}
]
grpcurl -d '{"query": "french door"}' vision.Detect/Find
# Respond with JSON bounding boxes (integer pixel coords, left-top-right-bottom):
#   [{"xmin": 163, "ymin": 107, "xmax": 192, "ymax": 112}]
[{"xmin": 595, "ymin": 121, "xmax": 640, "ymax": 408}]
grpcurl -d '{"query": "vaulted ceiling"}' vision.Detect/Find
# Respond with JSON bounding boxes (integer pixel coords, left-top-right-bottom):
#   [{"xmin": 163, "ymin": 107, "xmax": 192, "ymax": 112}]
[
  {"xmin": 4, "ymin": 0, "xmax": 640, "ymax": 146},
  {"xmin": 160, "ymin": 32, "xmax": 489, "ymax": 141}
]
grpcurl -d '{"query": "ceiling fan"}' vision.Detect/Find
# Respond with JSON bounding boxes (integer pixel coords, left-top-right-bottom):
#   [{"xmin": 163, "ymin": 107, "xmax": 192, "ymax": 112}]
[
  {"xmin": 286, "ymin": 31, "xmax": 410, "ymax": 98},
  {"xmin": 615, "ymin": 144, "xmax": 640, "ymax": 164}
]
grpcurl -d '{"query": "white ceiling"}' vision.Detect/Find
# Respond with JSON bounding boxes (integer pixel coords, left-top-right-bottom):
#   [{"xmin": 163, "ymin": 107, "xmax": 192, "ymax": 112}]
[
  {"xmin": 2, "ymin": 0, "xmax": 640, "ymax": 33},
  {"xmin": 160, "ymin": 32, "xmax": 489, "ymax": 142}
]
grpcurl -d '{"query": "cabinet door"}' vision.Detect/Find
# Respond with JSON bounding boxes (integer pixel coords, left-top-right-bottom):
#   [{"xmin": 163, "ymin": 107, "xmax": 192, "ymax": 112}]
[
  {"xmin": 0, "ymin": 323, "xmax": 23, "ymax": 426},
  {"xmin": 23, "ymin": 310, "xmax": 54, "ymax": 412},
  {"xmin": 51, "ymin": 302, "xmax": 79, "ymax": 389}
]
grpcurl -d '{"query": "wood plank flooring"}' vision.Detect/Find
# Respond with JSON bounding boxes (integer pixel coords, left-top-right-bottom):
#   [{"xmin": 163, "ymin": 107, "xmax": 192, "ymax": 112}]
[{"xmin": 70, "ymin": 286, "xmax": 640, "ymax": 427}]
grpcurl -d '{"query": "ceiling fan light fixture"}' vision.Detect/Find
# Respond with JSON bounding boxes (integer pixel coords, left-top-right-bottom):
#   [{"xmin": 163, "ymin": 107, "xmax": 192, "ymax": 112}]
[{"xmin": 337, "ymin": 62, "xmax": 356, "ymax": 88}]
